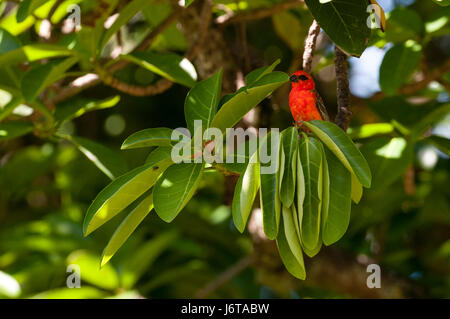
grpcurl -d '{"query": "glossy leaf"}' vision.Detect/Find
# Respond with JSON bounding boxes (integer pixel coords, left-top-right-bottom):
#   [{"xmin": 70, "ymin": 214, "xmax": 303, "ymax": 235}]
[
  {"xmin": 55, "ymin": 96, "xmax": 120, "ymax": 123},
  {"xmin": 101, "ymin": 190, "xmax": 154, "ymax": 267},
  {"xmin": 279, "ymin": 127, "xmax": 298, "ymax": 207},
  {"xmin": 245, "ymin": 59, "xmax": 280, "ymax": 87},
  {"xmin": 83, "ymin": 157, "xmax": 173, "ymax": 236},
  {"xmin": 304, "ymin": 120, "xmax": 372, "ymax": 188},
  {"xmin": 232, "ymin": 151, "xmax": 260, "ymax": 233},
  {"xmin": 322, "ymin": 148, "xmax": 352, "ymax": 246},
  {"xmin": 122, "ymin": 128, "xmax": 183, "ymax": 150},
  {"xmin": 211, "ymin": 72, "xmax": 289, "ymax": 133},
  {"xmin": 276, "ymin": 211, "xmax": 306, "ymax": 280},
  {"xmin": 299, "ymin": 135, "xmax": 323, "ymax": 251},
  {"xmin": 0, "ymin": 43, "xmax": 73, "ymax": 67},
  {"xmin": 184, "ymin": 70, "xmax": 222, "ymax": 134},
  {"xmin": 121, "ymin": 51, "xmax": 197, "ymax": 87},
  {"xmin": 259, "ymin": 132, "xmax": 281, "ymax": 240},
  {"xmin": 304, "ymin": 0, "xmax": 370, "ymax": 56},
  {"xmin": 154, "ymin": 163, "xmax": 204, "ymax": 223},
  {"xmin": 67, "ymin": 135, "xmax": 128, "ymax": 180}
]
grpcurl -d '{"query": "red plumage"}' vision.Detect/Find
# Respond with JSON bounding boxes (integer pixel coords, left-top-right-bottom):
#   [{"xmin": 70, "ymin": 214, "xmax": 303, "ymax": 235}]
[{"xmin": 289, "ymin": 70, "xmax": 323, "ymax": 124}]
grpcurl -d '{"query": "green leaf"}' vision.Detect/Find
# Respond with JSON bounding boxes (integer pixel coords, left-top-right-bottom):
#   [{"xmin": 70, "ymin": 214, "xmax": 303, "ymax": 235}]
[
  {"xmin": 259, "ymin": 132, "xmax": 281, "ymax": 240},
  {"xmin": 296, "ymin": 143, "xmax": 305, "ymax": 235},
  {"xmin": 121, "ymin": 51, "xmax": 197, "ymax": 87},
  {"xmin": 245, "ymin": 59, "xmax": 280, "ymax": 87},
  {"xmin": 184, "ymin": 70, "xmax": 222, "ymax": 134},
  {"xmin": 360, "ymin": 137, "xmax": 413, "ymax": 190},
  {"xmin": 65, "ymin": 135, "xmax": 128, "ymax": 180},
  {"xmin": 55, "ymin": 95, "xmax": 120, "ymax": 123},
  {"xmin": 154, "ymin": 163, "xmax": 204, "ymax": 222},
  {"xmin": 0, "ymin": 28, "xmax": 21, "ymax": 54},
  {"xmin": 279, "ymin": 127, "xmax": 298, "ymax": 207},
  {"xmin": 122, "ymin": 127, "xmax": 186, "ymax": 150},
  {"xmin": 83, "ymin": 157, "xmax": 173, "ymax": 236},
  {"xmin": 232, "ymin": 151, "xmax": 260, "ymax": 233},
  {"xmin": 304, "ymin": 120, "xmax": 372, "ymax": 188},
  {"xmin": 146, "ymin": 146, "xmax": 173, "ymax": 164},
  {"xmin": 351, "ymin": 174, "xmax": 363, "ymax": 204},
  {"xmin": 17, "ymin": 0, "xmax": 50, "ymax": 23},
  {"xmin": 67, "ymin": 250, "xmax": 119, "ymax": 290},
  {"xmin": 221, "ymin": 134, "xmax": 258, "ymax": 174},
  {"xmin": 423, "ymin": 135, "xmax": 450, "ymax": 156},
  {"xmin": 0, "ymin": 121, "xmax": 33, "ymax": 141},
  {"xmin": 21, "ymin": 56, "xmax": 79, "ymax": 101},
  {"xmin": 276, "ymin": 211, "xmax": 306, "ymax": 280},
  {"xmin": 304, "ymin": 0, "xmax": 370, "ymax": 56},
  {"xmin": 322, "ymin": 148, "xmax": 351, "ymax": 246},
  {"xmin": 100, "ymin": 0, "xmax": 153, "ymax": 50},
  {"xmin": 379, "ymin": 41, "xmax": 422, "ymax": 96},
  {"xmin": 299, "ymin": 135, "xmax": 323, "ymax": 251},
  {"xmin": 101, "ymin": 190, "xmax": 154, "ymax": 267},
  {"xmin": 211, "ymin": 72, "xmax": 289, "ymax": 133},
  {"xmin": 0, "ymin": 43, "xmax": 73, "ymax": 67}
]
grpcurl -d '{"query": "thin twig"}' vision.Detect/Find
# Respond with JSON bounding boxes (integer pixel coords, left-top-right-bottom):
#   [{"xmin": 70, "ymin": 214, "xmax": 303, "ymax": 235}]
[
  {"xmin": 195, "ymin": 255, "xmax": 253, "ymax": 298},
  {"xmin": 216, "ymin": 0, "xmax": 304, "ymax": 25},
  {"xmin": 302, "ymin": 20, "xmax": 320, "ymax": 73},
  {"xmin": 334, "ymin": 46, "xmax": 352, "ymax": 131}
]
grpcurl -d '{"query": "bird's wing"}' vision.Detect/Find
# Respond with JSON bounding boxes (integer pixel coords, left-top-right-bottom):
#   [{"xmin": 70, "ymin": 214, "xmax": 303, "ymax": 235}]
[{"xmin": 314, "ymin": 89, "xmax": 330, "ymax": 121}]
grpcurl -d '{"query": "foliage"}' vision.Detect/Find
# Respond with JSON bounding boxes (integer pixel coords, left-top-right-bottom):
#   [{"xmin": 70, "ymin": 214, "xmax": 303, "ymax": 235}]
[{"xmin": 0, "ymin": 0, "xmax": 449, "ymax": 299}]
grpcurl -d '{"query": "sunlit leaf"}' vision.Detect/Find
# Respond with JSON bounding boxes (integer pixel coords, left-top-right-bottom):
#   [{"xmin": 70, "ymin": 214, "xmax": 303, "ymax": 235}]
[
  {"xmin": 304, "ymin": 120, "xmax": 372, "ymax": 188},
  {"xmin": 184, "ymin": 70, "xmax": 222, "ymax": 134},
  {"xmin": 279, "ymin": 127, "xmax": 298, "ymax": 207},
  {"xmin": 299, "ymin": 134, "xmax": 323, "ymax": 251},
  {"xmin": 101, "ymin": 190, "xmax": 154, "ymax": 267},
  {"xmin": 211, "ymin": 72, "xmax": 289, "ymax": 133},
  {"xmin": 83, "ymin": 157, "xmax": 173, "ymax": 236},
  {"xmin": 154, "ymin": 163, "xmax": 204, "ymax": 222},
  {"xmin": 232, "ymin": 151, "xmax": 260, "ymax": 233},
  {"xmin": 322, "ymin": 148, "xmax": 351, "ymax": 246},
  {"xmin": 121, "ymin": 51, "xmax": 197, "ymax": 87},
  {"xmin": 304, "ymin": 0, "xmax": 370, "ymax": 56}
]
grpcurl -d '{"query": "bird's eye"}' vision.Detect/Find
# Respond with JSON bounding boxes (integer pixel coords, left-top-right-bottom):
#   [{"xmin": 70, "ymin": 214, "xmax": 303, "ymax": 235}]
[
  {"xmin": 289, "ymin": 75, "xmax": 299, "ymax": 82},
  {"xmin": 298, "ymin": 75, "xmax": 309, "ymax": 81}
]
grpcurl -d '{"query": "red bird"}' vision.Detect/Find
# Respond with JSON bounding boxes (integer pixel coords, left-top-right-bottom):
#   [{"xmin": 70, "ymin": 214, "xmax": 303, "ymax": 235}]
[{"xmin": 289, "ymin": 70, "xmax": 329, "ymax": 125}]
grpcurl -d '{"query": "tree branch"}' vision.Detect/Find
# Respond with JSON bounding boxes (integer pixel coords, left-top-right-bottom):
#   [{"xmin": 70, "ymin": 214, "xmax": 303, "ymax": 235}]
[
  {"xmin": 302, "ymin": 20, "xmax": 320, "ymax": 73},
  {"xmin": 334, "ymin": 46, "xmax": 352, "ymax": 131}
]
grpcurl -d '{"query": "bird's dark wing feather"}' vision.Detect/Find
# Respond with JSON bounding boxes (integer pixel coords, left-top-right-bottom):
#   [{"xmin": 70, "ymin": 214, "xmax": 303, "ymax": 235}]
[{"xmin": 314, "ymin": 89, "xmax": 330, "ymax": 121}]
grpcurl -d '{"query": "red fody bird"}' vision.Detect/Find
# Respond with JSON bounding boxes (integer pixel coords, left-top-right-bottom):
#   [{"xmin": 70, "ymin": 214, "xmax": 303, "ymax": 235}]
[{"xmin": 289, "ymin": 70, "xmax": 329, "ymax": 125}]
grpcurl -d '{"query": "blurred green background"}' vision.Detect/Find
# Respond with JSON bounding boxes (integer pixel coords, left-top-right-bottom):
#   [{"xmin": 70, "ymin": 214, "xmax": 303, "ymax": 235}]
[{"xmin": 0, "ymin": 0, "xmax": 449, "ymax": 298}]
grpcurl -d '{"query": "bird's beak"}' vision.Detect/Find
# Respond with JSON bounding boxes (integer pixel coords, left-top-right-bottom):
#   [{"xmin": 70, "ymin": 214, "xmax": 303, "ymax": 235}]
[{"xmin": 289, "ymin": 75, "xmax": 299, "ymax": 83}]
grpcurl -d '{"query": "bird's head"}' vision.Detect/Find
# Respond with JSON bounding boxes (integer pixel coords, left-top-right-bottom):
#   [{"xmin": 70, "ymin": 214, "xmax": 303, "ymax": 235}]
[{"xmin": 290, "ymin": 70, "xmax": 315, "ymax": 90}]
